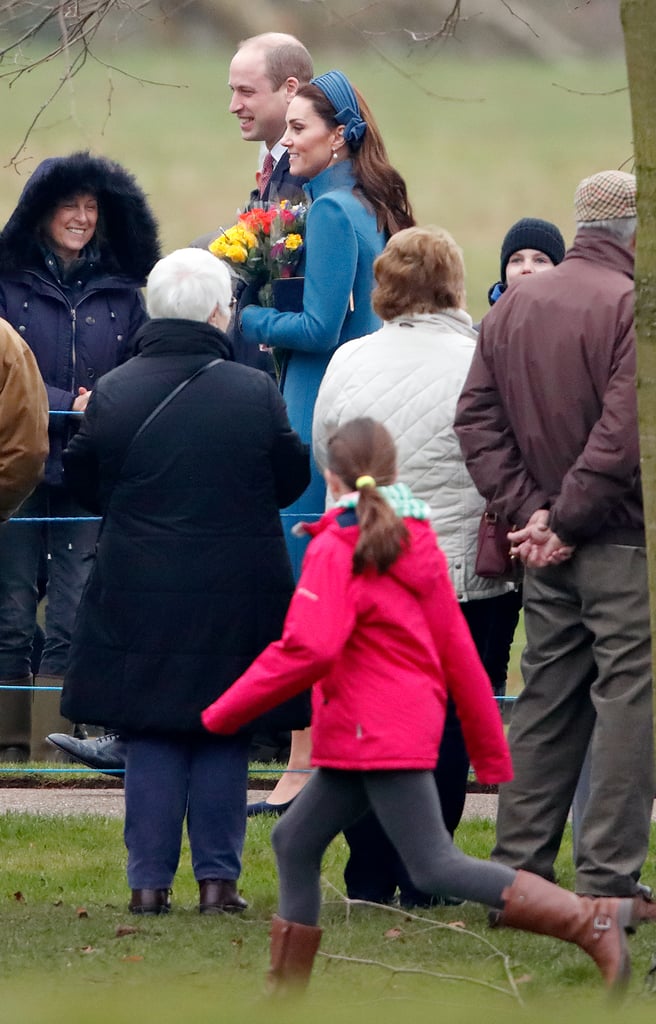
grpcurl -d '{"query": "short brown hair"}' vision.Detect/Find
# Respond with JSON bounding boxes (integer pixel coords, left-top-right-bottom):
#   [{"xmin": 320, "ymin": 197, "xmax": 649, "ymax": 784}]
[
  {"xmin": 372, "ymin": 226, "xmax": 465, "ymax": 321},
  {"xmin": 265, "ymin": 42, "xmax": 313, "ymax": 90}
]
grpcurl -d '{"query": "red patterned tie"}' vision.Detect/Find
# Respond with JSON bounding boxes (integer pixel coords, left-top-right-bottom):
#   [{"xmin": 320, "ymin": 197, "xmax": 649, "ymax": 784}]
[{"xmin": 259, "ymin": 151, "xmax": 275, "ymax": 198}]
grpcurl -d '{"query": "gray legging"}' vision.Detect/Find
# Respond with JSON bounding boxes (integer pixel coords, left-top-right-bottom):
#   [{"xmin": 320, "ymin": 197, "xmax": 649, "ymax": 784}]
[{"xmin": 272, "ymin": 767, "xmax": 516, "ymax": 926}]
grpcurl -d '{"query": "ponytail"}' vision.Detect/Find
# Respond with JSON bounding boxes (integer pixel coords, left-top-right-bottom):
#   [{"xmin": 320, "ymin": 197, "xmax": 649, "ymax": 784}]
[{"xmin": 326, "ymin": 419, "xmax": 409, "ymax": 575}]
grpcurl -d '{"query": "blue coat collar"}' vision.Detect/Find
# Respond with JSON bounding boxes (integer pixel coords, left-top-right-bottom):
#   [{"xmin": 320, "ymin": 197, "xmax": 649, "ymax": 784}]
[{"xmin": 304, "ymin": 160, "xmax": 357, "ymax": 202}]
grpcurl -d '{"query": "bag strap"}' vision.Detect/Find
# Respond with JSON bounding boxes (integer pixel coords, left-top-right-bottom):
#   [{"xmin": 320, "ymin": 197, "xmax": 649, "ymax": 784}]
[
  {"xmin": 101, "ymin": 356, "xmax": 224, "ymax": 523},
  {"xmin": 126, "ymin": 356, "xmax": 224, "ymax": 455}
]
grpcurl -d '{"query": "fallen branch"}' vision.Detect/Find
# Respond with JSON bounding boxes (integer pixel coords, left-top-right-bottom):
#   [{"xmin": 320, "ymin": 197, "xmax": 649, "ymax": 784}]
[
  {"xmin": 321, "ymin": 879, "xmax": 524, "ymax": 1004},
  {"xmin": 318, "ymin": 949, "xmax": 523, "ymax": 1001}
]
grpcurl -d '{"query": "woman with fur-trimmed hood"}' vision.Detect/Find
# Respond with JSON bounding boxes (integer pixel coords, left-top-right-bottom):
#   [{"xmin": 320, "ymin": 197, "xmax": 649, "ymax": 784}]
[{"xmin": 0, "ymin": 151, "xmax": 160, "ymax": 762}]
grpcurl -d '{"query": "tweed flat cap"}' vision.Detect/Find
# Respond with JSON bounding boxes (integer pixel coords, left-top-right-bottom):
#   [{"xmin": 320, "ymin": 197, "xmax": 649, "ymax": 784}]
[{"xmin": 574, "ymin": 170, "xmax": 636, "ymax": 221}]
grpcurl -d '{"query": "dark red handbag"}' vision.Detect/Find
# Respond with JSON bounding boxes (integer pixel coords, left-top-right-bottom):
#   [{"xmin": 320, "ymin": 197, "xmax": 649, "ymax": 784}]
[{"xmin": 475, "ymin": 509, "xmax": 517, "ymax": 580}]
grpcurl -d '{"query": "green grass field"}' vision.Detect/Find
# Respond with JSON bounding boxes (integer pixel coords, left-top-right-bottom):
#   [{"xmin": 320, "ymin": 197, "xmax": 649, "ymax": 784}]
[
  {"xmin": 2, "ymin": 812, "xmax": 656, "ymax": 1023},
  {"xmin": 1, "ymin": 47, "xmax": 631, "ymax": 321}
]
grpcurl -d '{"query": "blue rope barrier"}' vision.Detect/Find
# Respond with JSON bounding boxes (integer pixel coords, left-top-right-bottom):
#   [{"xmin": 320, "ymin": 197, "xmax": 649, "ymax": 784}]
[
  {"xmin": 11, "ymin": 514, "xmax": 321, "ymax": 522},
  {"xmin": 3, "ymin": 406, "xmax": 514, "ymax": 776},
  {"xmin": 0, "ymin": 683, "xmax": 517, "ymax": 704},
  {"xmin": 0, "ymin": 685, "xmax": 60, "ymax": 691},
  {"xmin": 9, "ymin": 407, "xmax": 322, "ymax": 522},
  {"xmin": 0, "ymin": 766, "xmax": 314, "ymax": 776},
  {"xmin": 11, "ymin": 516, "xmax": 101, "ymax": 523},
  {"xmin": 0, "ymin": 766, "xmax": 121, "ymax": 774}
]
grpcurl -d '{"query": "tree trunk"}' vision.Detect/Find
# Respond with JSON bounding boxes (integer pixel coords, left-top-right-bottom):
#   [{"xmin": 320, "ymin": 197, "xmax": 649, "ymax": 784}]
[{"xmin": 621, "ymin": 0, "xmax": 656, "ymax": 716}]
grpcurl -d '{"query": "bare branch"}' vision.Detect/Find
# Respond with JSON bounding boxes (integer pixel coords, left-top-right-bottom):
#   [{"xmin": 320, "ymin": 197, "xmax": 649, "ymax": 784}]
[
  {"xmin": 311, "ymin": 0, "xmax": 484, "ymax": 103},
  {"xmin": 319, "ymin": 950, "xmax": 522, "ymax": 999},
  {"xmin": 552, "ymin": 82, "xmax": 628, "ymax": 96},
  {"xmin": 0, "ymin": 6, "xmax": 61, "ymax": 58},
  {"xmin": 321, "ymin": 879, "xmax": 525, "ymax": 1005},
  {"xmin": 6, "ymin": 59, "xmax": 84, "ymax": 170},
  {"xmin": 1, "ymin": 0, "xmax": 188, "ymax": 165},
  {"xmin": 86, "ymin": 50, "xmax": 189, "ymax": 88},
  {"xmin": 499, "ymin": 0, "xmax": 540, "ymax": 39}
]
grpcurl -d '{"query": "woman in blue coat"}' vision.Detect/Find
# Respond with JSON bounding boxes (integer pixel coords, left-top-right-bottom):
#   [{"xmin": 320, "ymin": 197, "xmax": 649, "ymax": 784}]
[
  {"xmin": 0, "ymin": 151, "xmax": 160, "ymax": 761},
  {"xmin": 240, "ymin": 70, "xmax": 414, "ymax": 566},
  {"xmin": 239, "ymin": 69, "xmax": 414, "ymax": 812}
]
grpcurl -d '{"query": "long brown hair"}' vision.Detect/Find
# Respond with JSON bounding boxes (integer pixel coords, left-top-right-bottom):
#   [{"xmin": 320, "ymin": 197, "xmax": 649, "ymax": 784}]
[
  {"xmin": 296, "ymin": 83, "xmax": 415, "ymax": 237},
  {"xmin": 326, "ymin": 418, "xmax": 409, "ymax": 574}
]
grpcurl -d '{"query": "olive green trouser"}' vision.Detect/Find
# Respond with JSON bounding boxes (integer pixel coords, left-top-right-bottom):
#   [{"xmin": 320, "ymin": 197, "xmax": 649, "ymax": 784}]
[{"xmin": 493, "ymin": 543, "xmax": 654, "ymax": 896}]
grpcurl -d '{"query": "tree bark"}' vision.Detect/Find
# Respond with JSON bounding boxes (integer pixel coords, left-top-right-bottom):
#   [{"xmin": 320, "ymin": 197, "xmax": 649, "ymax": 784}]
[{"xmin": 621, "ymin": 0, "xmax": 656, "ymax": 713}]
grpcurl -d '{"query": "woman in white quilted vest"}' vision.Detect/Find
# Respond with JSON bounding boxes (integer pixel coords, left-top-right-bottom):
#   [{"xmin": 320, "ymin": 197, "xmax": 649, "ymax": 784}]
[{"xmin": 312, "ymin": 225, "xmax": 515, "ymax": 908}]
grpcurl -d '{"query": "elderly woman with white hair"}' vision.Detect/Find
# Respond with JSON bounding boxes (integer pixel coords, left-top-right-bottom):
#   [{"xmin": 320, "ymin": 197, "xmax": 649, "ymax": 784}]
[{"xmin": 60, "ymin": 248, "xmax": 310, "ymax": 916}]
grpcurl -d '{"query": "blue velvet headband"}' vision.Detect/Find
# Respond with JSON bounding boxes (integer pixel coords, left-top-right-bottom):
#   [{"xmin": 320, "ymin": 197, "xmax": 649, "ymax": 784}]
[{"xmin": 310, "ymin": 69, "xmax": 368, "ymax": 148}]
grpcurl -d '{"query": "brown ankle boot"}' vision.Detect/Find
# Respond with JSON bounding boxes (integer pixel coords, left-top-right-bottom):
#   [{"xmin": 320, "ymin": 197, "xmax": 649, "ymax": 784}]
[
  {"xmin": 494, "ymin": 870, "xmax": 639, "ymax": 989},
  {"xmin": 129, "ymin": 888, "xmax": 171, "ymax": 915},
  {"xmin": 198, "ymin": 879, "xmax": 248, "ymax": 914},
  {"xmin": 266, "ymin": 914, "xmax": 322, "ymax": 995}
]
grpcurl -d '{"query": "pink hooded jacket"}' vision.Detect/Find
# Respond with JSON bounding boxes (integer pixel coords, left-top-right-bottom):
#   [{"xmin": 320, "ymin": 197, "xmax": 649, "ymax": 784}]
[{"xmin": 203, "ymin": 509, "xmax": 512, "ymax": 784}]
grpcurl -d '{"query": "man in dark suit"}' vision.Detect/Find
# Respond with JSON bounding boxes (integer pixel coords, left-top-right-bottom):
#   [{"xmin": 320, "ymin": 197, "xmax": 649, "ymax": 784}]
[
  {"xmin": 226, "ymin": 33, "xmax": 312, "ymax": 372},
  {"xmin": 191, "ymin": 34, "xmax": 312, "ymax": 372},
  {"xmin": 230, "ymin": 33, "xmax": 312, "ymax": 204}
]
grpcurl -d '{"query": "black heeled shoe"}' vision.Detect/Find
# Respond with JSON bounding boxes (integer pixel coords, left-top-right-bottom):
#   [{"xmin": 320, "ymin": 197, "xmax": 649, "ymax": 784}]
[{"xmin": 247, "ymin": 796, "xmax": 296, "ymax": 818}]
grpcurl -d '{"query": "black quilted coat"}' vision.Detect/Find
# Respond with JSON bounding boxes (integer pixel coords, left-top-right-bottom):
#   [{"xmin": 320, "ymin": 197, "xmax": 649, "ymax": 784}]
[{"xmin": 60, "ymin": 318, "xmax": 311, "ymax": 735}]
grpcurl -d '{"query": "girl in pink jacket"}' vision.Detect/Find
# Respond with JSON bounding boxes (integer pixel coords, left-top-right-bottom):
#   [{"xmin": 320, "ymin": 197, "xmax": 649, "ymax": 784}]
[{"xmin": 203, "ymin": 418, "xmax": 652, "ymax": 994}]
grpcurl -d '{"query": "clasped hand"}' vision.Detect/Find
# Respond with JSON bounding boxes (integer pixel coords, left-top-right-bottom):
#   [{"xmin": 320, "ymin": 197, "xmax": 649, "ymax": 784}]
[{"xmin": 508, "ymin": 509, "xmax": 575, "ymax": 569}]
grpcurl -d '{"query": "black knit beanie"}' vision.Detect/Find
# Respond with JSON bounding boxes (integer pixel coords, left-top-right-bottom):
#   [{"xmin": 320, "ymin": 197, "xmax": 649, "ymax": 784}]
[{"xmin": 499, "ymin": 218, "xmax": 566, "ymax": 282}]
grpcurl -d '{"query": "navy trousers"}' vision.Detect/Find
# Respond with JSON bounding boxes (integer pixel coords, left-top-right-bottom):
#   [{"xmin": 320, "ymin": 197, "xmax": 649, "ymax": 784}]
[
  {"xmin": 0, "ymin": 483, "xmax": 98, "ymax": 678},
  {"xmin": 124, "ymin": 732, "xmax": 249, "ymax": 889}
]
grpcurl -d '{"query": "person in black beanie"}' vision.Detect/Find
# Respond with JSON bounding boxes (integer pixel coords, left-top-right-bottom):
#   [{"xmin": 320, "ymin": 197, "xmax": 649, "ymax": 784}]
[
  {"xmin": 488, "ymin": 217, "xmax": 565, "ymax": 305},
  {"xmin": 475, "ymin": 216, "xmax": 566, "ymax": 709}
]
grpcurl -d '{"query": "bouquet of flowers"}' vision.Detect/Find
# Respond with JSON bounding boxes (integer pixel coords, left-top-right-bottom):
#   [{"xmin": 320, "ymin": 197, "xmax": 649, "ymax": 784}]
[{"xmin": 209, "ymin": 201, "xmax": 306, "ymax": 306}]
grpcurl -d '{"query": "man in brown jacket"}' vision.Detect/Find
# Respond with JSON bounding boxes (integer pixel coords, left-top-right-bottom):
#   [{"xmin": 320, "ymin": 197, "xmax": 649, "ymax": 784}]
[
  {"xmin": 0, "ymin": 317, "xmax": 48, "ymax": 522},
  {"xmin": 455, "ymin": 170, "xmax": 652, "ymax": 900}
]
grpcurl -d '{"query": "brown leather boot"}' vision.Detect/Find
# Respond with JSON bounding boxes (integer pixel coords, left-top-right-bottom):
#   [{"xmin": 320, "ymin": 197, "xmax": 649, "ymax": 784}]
[
  {"xmin": 198, "ymin": 879, "xmax": 248, "ymax": 914},
  {"xmin": 129, "ymin": 888, "xmax": 171, "ymax": 915},
  {"xmin": 266, "ymin": 914, "xmax": 323, "ymax": 996},
  {"xmin": 494, "ymin": 870, "xmax": 639, "ymax": 989}
]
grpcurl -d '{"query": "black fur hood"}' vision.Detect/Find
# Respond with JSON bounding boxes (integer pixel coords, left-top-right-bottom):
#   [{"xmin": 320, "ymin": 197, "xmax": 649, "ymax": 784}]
[{"xmin": 0, "ymin": 151, "xmax": 161, "ymax": 281}]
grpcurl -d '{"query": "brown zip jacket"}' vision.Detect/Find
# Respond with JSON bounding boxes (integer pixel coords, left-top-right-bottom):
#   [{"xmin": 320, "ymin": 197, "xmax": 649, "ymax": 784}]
[
  {"xmin": 455, "ymin": 230, "xmax": 642, "ymax": 546},
  {"xmin": 0, "ymin": 317, "xmax": 49, "ymax": 521}
]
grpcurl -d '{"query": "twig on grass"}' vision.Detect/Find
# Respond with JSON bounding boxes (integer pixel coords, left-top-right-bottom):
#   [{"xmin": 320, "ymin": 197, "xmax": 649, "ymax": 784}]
[
  {"xmin": 321, "ymin": 879, "xmax": 524, "ymax": 1004},
  {"xmin": 317, "ymin": 950, "xmax": 522, "ymax": 1001}
]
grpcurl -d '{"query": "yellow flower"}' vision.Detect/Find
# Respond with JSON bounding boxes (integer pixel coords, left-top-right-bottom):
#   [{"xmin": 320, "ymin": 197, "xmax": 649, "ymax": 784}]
[
  {"xmin": 225, "ymin": 243, "xmax": 248, "ymax": 263},
  {"xmin": 209, "ymin": 236, "xmax": 229, "ymax": 257},
  {"xmin": 284, "ymin": 234, "xmax": 303, "ymax": 252},
  {"xmin": 209, "ymin": 202, "xmax": 306, "ymax": 287}
]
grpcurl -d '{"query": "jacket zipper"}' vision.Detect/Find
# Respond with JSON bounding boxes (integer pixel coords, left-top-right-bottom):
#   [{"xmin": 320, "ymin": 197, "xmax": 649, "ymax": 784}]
[
  {"xmin": 25, "ymin": 271, "xmax": 111, "ymax": 396},
  {"xmin": 70, "ymin": 307, "xmax": 77, "ymax": 391}
]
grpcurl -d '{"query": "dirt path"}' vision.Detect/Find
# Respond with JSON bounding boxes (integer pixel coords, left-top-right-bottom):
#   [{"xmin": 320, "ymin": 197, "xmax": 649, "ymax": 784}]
[{"xmin": 0, "ymin": 788, "xmax": 502, "ymax": 819}]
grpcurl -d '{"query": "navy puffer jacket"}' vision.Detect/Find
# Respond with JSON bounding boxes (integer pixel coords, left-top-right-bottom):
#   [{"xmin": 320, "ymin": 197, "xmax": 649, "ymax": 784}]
[{"xmin": 0, "ymin": 151, "xmax": 160, "ymax": 484}]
